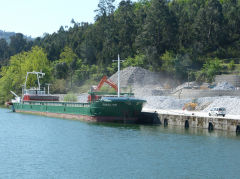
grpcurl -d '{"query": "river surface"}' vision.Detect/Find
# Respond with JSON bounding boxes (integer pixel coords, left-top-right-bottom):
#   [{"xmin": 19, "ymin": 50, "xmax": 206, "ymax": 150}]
[{"xmin": 1, "ymin": 108, "xmax": 240, "ymax": 178}]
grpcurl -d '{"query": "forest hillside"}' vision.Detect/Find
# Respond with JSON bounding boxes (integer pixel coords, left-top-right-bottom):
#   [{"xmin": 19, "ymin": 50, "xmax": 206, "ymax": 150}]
[{"xmin": 0, "ymin": 0, "xmax": 240, "ymax": 103}]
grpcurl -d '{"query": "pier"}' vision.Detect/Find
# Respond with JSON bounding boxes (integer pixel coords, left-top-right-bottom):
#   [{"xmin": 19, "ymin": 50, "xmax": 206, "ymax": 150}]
[{"xmin": 142, "ymin": 108, "xmax": 240, "ymax": 133}]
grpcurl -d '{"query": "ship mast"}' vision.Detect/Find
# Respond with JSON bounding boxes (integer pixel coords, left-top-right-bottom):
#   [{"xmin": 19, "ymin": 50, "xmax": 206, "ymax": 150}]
[{"xmin": 113, "ymin": 54, "xmax": 124, "ymax": 97}]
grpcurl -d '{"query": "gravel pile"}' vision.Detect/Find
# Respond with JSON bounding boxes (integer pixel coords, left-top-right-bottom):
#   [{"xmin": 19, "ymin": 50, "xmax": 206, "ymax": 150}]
[
  {"xmin": 212, "ymin": 81, "xmax": 235, "ymax": 90},
  {"xmin": 76, "ymin": 92, "xmax": 240, "ymax": 115},
  {"xmin": 201, "ymin": 96, "xmax": 240, "ymax": 115},
  {"xmin": 77, "ymin": 93, "xmax": 88, "ymax": 103},
  {"xmin": 77, "ymin": 66, "xmax": 240, "ymax": 115},
  {"xmin": 175, "ymin": 81, "xmax": 199, "ymax": 91},
  {"xmin": 109, "ymin": 67, "xmax": 164, "ymax": 87},
  {"xmin": 109, "ymin": 66, "xmax": 176, "ymax": 95},
  {"xmin": 142, "ymin": 95, "xmax": 240, "ymax": 115},
  {"xmin": 142, "ymin": 96, "xmax": 191, "ymax": 110}
]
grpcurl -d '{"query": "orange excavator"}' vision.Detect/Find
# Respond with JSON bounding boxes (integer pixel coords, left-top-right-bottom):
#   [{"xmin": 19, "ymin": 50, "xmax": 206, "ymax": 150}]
[
  {"xmin": 94, "ymin": 76, "xmax": 118, "ymax": 92},
  {"xmin": 88, "ymin": 76, "xmax": 118, "ymax": 102}
]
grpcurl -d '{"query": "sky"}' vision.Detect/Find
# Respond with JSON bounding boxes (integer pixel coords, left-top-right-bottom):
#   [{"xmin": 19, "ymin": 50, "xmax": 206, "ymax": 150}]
[{"xmin": 0, "ymin": 0, "xmax": 121, "ymax": 38}]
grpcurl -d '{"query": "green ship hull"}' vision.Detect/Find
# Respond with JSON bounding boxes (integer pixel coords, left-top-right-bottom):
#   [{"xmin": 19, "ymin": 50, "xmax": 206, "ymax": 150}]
[{"xmin": 12, "ymin": 97, "xmax": 146, "ymax": 123}]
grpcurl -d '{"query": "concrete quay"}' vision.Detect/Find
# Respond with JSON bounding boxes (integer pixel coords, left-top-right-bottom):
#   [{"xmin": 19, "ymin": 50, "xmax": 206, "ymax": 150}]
[{"xmin": 142, "ymin": 108, "xmax": 240, "ymax": 133}]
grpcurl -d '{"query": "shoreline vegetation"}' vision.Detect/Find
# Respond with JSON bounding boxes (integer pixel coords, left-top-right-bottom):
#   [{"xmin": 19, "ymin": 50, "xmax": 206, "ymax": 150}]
[{"xmin": 1, "ymin": 0, "xmax": 240, "ymax": 103}]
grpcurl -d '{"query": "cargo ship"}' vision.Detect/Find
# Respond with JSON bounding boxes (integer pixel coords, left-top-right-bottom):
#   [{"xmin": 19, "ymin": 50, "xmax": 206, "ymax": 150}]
[{"xmin": 8, "ymin": 56, "xmax": 146, "ymax": 123}]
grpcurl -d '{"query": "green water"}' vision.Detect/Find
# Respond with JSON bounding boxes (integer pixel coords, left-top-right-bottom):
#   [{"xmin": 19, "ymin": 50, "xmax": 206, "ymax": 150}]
[{"xmin": 0, "ymin": 108, "xmax": 240, "ymax": 178}]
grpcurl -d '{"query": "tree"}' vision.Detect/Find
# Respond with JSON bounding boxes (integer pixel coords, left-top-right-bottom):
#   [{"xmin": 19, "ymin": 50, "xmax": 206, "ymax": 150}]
[
  {"xmin": 95, "ymin": 0, "xmax": 115, "ymax": 20},
  {"xmin": 0, "ymin": 46, "xmax": 51, "ymax": 102},
  {"xmin": 9, "ymin": 33, "xmax": 27, "ymax": 55},
  {"xmin": 114, "ymin": 0, "xmax": 136, "ymax": 58},
  {"xmin": 196, "ymin": 58, "xmax": 223, "ymax": 82},
  {"xmin": 161, "ymin": 51, "xmax": 176, "ymax": 74},
  {"xmin": 79, "ymin": 25, "xmax": 97, "ymax": 64},
  {"xmin": 122, "ymin": 54, "xmax": 146, "ymax": 68},
  {"xmin": 41, "ymin": 29, "xmax": 68, "ymax": 61},
  {"xmin": 136, "ymin": 0, "xmax": 177, "ymax": 68},
  {"xmin": 220, "ymin": 0, "xmax": 240, "ymax": 57},
  {"xmin": 55, "ymin": 62, "xmax": 69, "ymax": 79},
  {"xmin": 193, "ymin": 0, "xmax": 224, "ymax": 53},
  {"xmin": 56, "ymin": 46, "xmax": 78, "ymax": 89},
  {"xmin": 0, "ymin": 39, "xmax": 10, "ymax": 62},
  {"xmin": 169, "ymin": 0, "xmax": 204, "ymax": 50}
]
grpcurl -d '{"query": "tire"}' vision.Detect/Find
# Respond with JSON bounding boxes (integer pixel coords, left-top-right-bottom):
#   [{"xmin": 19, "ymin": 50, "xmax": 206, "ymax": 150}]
[
  {"xmin": 223, "ymin": 114, "xmax": 225, "ymax": 117},
  {"xmin": 209, "ymin": 113, "xmax": 211, "ymax": 116}
]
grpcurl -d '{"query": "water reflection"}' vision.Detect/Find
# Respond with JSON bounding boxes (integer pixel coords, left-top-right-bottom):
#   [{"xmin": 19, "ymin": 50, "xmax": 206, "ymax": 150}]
[
  {"xmin": 1, "ymin": 107, "xmax": 240, "ymax": 179},
  {"xmin": 2, "ymin": 107, "xmax": 239, "ymax": 139},
  {"xmin": 139, "ymin": 125, "xmax": 240, "ymax": 139},
  {"xmin": 87, "ymin": 119, "xmax": 240, "ymax": 139}
]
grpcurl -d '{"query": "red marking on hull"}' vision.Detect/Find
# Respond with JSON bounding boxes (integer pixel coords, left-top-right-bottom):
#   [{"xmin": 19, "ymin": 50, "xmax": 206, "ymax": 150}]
[{"xmin": 92, "ymin": 116, "xmax": 137, "ymax": 123}]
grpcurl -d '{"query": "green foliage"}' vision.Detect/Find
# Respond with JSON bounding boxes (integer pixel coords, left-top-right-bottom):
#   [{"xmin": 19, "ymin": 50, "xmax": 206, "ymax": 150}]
[
  {"xmin": 107, "ymin": 62, "xmax": 117, "ymax": 75},
  {"xmin": 1, "ymin": 0, "xmax": 240, "ymax": 101},
  {"xmin": 161, "ymin": 51, "xmax": 176, "ymax": 74},
  {"xmin": 228, "ymin": 60, "xmax": 235, "ymax": 71},
  {"xmin": 64, "ymin": 93, "xmax": 77, "ymax": 102},
  {"xmin": 137, "ymin": 0, "xmax": 177, "ymax": 56},
  {"xmin": 59, "ymin": 46, "xmax": 77, "ymax": 65},
  {"xmin": 55, "ymin": 46, "xmax": 78, "ymax": 79},
  {"xmin": 122, "ymin": 54, "xmax": 146, "ymax": 68},
  {"xmin": 193, "ymin": 0, "xmax": 224, "ymax": 53},
  {"xmin": 9, "ymin": 33, "xmax": 28, "ymax": 55},
  {"xmin": 0, "ymin": 39, "xmax": 9, "ymax": 62},
  {"xmin": 73, "ymin": 63, "xmax": 90, "ymax": 85},
  {"xmin": 90, "ymin": 64, "xmax": 104, "ymax": 80},
  {"xmin": 114, "ymin": 0, "xmax": 136, "ymax": 58},
  {"xmin": 0, "ymin": 46, "xmax": 51, "ymax": 102},
  {"xmin": 54, "ymin": 46, "xmax": 81, "ymax": 89},
  {"xmin": 55, "ymin": 62, "xmax": 69, "ymax": 79},
  {"xmin": 196, "ymin": 58, "xmax": 223, "ymax": 82},
  {"xmin": 51, "ymin": 79, "xmax": 68, "ymax": 94},
  {"xmin": 77, "ymin": 78, "xmax": 99, "ymax": 93},
  {"xmin": 99, "ymin": 85, "xmax": 116, "ymax": 93}
]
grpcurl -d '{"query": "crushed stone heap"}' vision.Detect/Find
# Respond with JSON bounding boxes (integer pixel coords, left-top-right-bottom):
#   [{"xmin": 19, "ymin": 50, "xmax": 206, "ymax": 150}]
[
  {"xmin": 109, "ymin": 66, "xmax": 176, "ymax": 96},
  {"xmin": 212, "ymin": 81, "xmax": 235, "ymax": 90},
  {"xmin": 109, "ymin": 67, "xmax": 160, "ymax": 87}
]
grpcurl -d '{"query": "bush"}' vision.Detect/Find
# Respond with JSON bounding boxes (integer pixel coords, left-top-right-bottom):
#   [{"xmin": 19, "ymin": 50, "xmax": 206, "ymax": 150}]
[
  {"xmin": 51, "ymin": 79, "xmax": 68, "ymax": 94},
  {"xmin": 228, "ymin": 60, "xmax": 235, "ymax": 71},
  {"xmin": 99, "ymin": 86, "xmax": 116, "ymax": 93},
  {"xmin": 197, "ymin": 58, "xmax": 223, "ymax": 82},
  {"xmin": 64, "ymin": 93, "xmax": 77, "ymax": 102}
]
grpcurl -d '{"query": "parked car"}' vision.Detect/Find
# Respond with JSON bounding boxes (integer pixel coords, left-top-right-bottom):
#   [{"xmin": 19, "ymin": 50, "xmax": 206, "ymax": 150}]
[{"xmin": 208, "ymin": 107, "xmax": 226, "ymax": 117}]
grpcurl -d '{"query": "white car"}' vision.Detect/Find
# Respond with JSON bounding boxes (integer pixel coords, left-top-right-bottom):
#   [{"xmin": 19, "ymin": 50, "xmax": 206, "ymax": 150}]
[{"xmin": 208, "ymin": 107, "xmax": 226, "ymax": 117}]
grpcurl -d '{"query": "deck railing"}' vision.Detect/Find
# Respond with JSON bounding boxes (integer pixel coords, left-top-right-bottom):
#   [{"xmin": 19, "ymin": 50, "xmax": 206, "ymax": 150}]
[{"xmin": 22, "ymin": 101, "xmax": 90, "ymax": 107}]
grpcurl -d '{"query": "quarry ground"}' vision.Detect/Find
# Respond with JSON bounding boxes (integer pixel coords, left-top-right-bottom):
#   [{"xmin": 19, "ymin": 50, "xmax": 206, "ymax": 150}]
[{"xmin": 78, "ymin": 67, "xmax": 240, "ymax": 118}]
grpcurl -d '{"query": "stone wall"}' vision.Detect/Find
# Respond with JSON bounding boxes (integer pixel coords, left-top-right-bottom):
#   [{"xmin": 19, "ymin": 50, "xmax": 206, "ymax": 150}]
[
  {"xmin": 157, "ymin": 113, "xmax": 240, "ymax": 132},
  {"xmin": 215, "ymin": 75, "xmax": 240, "ymax": 87}
]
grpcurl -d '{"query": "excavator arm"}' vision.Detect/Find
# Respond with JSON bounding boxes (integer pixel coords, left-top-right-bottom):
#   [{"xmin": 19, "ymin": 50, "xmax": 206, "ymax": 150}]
[
  {"xmin": 96, "ymin": 76, "xmax": 118, "ymax": 92},
  {"xmin": 88, "ymin": 76, "xmax": 118, "ymax": 102}
]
